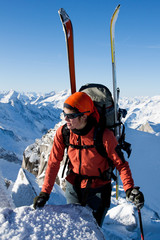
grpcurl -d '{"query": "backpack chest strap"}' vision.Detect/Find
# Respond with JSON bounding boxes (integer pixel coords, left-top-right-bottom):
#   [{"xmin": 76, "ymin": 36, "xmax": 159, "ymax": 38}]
[{"xmin": 69, "ymin": 143, "xmax": 95, "ymax": 150}]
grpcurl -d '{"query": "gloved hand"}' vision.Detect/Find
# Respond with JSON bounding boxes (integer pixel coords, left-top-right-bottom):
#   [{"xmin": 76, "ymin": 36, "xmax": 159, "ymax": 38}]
[
  {"xmin": 126, "ymin": 187, "xmax": 144, "ymax": 209},
  {"xmin": 33, "ymin": 192, "xmax": 50, "ymax": 209}
]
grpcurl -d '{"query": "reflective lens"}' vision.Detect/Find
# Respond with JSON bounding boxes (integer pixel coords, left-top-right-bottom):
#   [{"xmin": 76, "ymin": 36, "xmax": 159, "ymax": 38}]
[{"xmin": 63, "ymin": 111, "xmax": 90, "ymax": 119}]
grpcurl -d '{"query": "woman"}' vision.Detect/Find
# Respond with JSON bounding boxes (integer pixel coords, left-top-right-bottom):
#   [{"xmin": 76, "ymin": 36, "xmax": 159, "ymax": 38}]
[{"xmin": 33, "ymin": 92, "xmax": 144, "ymax": 226}]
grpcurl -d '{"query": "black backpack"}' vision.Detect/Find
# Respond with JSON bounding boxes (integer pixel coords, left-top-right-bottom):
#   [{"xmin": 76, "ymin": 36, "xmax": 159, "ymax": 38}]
[{"xmin": 79, "ymin": 83, "xmax": 131, "ymax": 157}]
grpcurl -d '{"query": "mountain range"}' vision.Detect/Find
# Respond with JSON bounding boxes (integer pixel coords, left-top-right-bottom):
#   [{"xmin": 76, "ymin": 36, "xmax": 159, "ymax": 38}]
[{"xmin": 1, "ymin": 90, "xmax": 160, "ymax": 163}]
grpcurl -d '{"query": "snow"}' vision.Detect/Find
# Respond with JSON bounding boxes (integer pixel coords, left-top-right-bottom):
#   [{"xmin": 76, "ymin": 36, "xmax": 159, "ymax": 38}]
[
  {"xmin": 1, "ymin": 180, "xmax": 160, "ymax": 239},
  {"xmin": 0, "ymin": 205, "xmax": 105, "ymax": 240},
  {"xmin": 11, "ymin": 168, "xmax": 40, "ymax": 207},
  {"xmin": 0, "ymin": 90, "xmax": 160, "ymax": 239}
]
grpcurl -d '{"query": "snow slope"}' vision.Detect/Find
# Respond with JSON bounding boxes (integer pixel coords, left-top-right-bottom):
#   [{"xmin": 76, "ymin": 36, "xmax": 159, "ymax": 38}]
[{"xmin": 126, "ymin": 127, "xmax": 160, "ymax": 216}]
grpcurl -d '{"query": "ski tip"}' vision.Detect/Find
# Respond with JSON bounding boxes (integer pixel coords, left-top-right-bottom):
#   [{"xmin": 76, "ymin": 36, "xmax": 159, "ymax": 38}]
[
  {"xmin": 114, "ymin": 4, "xmax": 120, "ymax": 14},
  {"xmin": 58, "ymin": 8, "xmax": 64, "ymax": 15},
  {"xmin": 115, "ymin": 4, "xmax": 120, "ymax": 11},
  {"xmin": 58, "ymin": 8, "xmax": 70, "ymax": 23},
  {"xmin": 110, "ymin": 4, "xmax": 121, "ymax": 26}
]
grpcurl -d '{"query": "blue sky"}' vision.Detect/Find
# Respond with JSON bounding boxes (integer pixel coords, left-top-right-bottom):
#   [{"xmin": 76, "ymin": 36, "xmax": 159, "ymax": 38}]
[{"xmin": 0, "ymin": 0, "xmax": 159, "ymax": 97}]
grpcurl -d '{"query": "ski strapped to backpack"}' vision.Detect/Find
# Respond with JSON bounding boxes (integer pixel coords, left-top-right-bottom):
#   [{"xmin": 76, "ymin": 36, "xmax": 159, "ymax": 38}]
[
  {"xmin": 58, "ymin": 8, "xmax": 76, "ymax": 94},
  {"xmin": 110, "ymin": 4, "xmax": 121, "ymax": 200}
]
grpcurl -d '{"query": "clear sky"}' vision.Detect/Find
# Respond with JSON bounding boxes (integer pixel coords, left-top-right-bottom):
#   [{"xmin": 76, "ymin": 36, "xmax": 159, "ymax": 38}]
[{"xmin": 0, "ymin": 0, "xmax": 159, "ymax": 97}]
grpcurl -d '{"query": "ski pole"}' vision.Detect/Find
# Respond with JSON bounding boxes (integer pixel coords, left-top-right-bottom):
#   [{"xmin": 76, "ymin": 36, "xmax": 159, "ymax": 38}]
[{"xmin": 137, "ymin": 207, "xmax": 144, "ymax": 240}]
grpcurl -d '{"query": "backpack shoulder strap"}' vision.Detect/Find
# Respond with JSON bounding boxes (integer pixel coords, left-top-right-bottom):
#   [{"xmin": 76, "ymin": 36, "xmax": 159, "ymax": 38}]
[
  {"xmin": 94, "ymin": 125, "xmax": 117, "ymax": 181},
  {"xmin": 93, "ymin": 125, "xmax": 108, "ymax": 158},
  {"xmin": 61, "ymin": 124, "xmax": 70, "ymax": 178},
  {"xmin": 62, "ymin": 123, "xmax": 70, "ymax": 147}
]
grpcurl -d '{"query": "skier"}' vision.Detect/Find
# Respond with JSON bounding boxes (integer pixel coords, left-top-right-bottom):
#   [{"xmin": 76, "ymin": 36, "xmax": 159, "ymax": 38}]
[{"xmin": 33, "ymin": 92, "xmax": 144, "ymax": 227}]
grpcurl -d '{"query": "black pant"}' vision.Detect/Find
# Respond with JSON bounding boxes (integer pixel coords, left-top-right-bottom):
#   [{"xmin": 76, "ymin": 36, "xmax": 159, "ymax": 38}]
[{"xmin": 65, "ymin": 180, "xmax": 112, "ymax": 226}]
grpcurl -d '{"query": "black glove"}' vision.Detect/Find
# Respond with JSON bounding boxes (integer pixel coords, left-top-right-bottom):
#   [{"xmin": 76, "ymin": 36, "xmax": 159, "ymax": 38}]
[
  {"xmin": 33, "ymin": 192, "xmax": 50, "ymax": 209},
  {"xmin": 126, "ymin": 187, "xmax": 144, "ymax": 209}
]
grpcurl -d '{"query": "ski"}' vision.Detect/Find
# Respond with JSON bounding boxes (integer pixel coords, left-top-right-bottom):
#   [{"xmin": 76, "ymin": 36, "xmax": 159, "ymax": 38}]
[
  {"xmin": 58, "ymin": 8, "xmax": 76, "ymax": 94},
  {"xmin": 110, "ymin": 4, "xmax": 121, "ymax": 200}
]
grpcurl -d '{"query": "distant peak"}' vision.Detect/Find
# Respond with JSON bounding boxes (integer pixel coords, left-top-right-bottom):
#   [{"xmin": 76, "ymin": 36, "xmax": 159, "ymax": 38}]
[{"xmin": 0, "ymin": 90, "xmax": 19, "ymax": 103}]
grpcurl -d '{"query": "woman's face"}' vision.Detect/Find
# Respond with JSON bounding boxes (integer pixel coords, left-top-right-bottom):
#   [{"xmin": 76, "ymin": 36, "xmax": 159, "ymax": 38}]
[{"xmin": 63, "ymin": 107, "xmax": 87, "ymax": 130}]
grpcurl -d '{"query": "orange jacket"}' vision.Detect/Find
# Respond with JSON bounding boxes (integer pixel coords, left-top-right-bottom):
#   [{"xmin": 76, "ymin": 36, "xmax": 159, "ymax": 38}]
[{"xmin": 42, "ymin": 125, "xmax": 134, "ymax": 194}]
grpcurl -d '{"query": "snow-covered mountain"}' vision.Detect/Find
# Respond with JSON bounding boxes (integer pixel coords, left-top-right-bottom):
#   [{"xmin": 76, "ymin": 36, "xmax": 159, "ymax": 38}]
[
  {"xmin": 119, "ymin": 96, "xmax": 160, "ymax": 135},
  {"xmin": 0, "ymin": 89, "xmax": 70, "ymax": 161},
  {"xmin": 0, "ymin": 90, "xmax": 160, "ymax": 239}
]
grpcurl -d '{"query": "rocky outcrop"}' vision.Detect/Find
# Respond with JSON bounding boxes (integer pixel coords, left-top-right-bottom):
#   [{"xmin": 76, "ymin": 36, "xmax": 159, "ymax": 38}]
[
  {"xmin": 22, "ymin": 140, "xmax": 41, "ymax": 176},
  {"xmin": 138, "ymin": 121, "xmax": 155, "ymax": 134},
  {"xmin": 22, "ymin": 128, "xmax": 55, "ymax": 177},
  {"xmin": 22, "ymin": 119, "xmax": 66, "ymax": 189}
]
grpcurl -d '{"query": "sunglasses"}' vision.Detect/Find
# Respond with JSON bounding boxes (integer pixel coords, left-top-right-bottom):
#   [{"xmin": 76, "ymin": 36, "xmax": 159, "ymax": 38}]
[{"xmin": 63, "ymin": 111, "xmax": 90, "ymax": 119}]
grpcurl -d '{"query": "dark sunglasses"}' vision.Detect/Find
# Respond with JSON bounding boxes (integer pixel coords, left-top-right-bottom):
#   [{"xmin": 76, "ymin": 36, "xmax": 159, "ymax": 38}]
[{"xmin": 63, "ymin": 111, "xmax": 90, "ymax": 119}]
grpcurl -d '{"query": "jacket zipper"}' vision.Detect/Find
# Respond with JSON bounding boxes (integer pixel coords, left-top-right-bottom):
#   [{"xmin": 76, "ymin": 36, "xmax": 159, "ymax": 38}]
[{"xmin": 77, "ymin": 135, "xmax": 82, "ymax": 175}]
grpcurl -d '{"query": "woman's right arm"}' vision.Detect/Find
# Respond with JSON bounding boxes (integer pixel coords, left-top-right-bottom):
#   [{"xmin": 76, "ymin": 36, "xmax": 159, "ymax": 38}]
[{"xmin": 41, "ymin": 125, "xmax": 66, "ymax": 194}]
